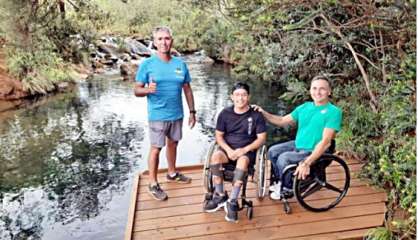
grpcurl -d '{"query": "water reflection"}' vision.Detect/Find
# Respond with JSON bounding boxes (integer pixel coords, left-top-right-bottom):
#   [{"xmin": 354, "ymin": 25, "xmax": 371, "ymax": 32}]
[
  {"xmin": 0, "ymin": 75, "xmax": 146, "ymax": 240},
  {"xmin": 0, "ymin": 56, "xmax": 288, "ymax": 240}
]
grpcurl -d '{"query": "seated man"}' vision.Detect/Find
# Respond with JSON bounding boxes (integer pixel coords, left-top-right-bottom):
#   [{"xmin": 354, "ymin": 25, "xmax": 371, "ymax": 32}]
[
  {"xmin": 203, "ymin": 82, "xmax": 266, "ymax": 223},
  {"xmin": 253, "ymin": 75, "xmax": 342, "ymax": 200}
]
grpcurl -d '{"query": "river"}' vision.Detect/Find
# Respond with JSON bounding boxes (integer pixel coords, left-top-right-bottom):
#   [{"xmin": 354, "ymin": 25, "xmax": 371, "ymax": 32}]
[{"xmin": 0, "ymin": 55, "xmax": 288, "ymax": 240}]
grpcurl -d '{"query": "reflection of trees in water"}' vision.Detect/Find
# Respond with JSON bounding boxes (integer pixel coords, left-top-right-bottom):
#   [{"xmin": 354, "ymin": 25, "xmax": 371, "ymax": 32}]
[
  {"xmin": 189, "ymin": 63, "xmax": 233, "ymax": 139},
  {"xmin": 0, "ymin": 87, "xmax": 145, "ymax": 239},
  {"xmin": 49, "ymin": 114, "xmax": 144, "ymax": 223}
]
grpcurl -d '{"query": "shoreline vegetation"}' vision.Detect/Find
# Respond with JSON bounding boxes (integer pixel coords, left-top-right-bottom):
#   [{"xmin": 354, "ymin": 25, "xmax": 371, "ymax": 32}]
[{"xmin": 0, "ymin": 0, "xmax": 415, "ymax": 239}]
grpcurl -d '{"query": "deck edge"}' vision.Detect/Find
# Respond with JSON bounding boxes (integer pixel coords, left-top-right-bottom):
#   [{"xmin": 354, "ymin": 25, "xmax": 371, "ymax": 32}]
[
  {"xmin": 125, "ymin": 164, "xmax": 203, "ymax": 240},
  {"xmin": 124, "ymin": 172, "xmax": 141, "ymax": 240}
]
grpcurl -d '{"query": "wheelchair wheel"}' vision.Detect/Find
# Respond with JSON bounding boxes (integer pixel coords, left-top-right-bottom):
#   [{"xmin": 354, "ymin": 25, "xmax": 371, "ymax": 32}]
[
  {"xmin": 293, "ymin": 155, "xmax": 350, "ymax": 212},
  {"xmin": 255, "ymin": 145, "xmax": 267, "ymax": 199},
  {"xmin": 203, "ymin": 142, "xmax": 217, "ymax": 193}
]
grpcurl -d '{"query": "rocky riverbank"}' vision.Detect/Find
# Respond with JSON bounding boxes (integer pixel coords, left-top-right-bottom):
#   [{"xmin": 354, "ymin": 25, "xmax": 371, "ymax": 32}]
[{"xmin": 0, "ymin": 35, "xmax": 214, "ymax": 107}]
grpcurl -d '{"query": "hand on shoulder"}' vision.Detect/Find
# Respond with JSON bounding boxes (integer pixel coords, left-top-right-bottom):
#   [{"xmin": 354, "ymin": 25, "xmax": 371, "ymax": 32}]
[{"xmin": 251, "ymin": 104, "xmax": 264, "ymax": 113}]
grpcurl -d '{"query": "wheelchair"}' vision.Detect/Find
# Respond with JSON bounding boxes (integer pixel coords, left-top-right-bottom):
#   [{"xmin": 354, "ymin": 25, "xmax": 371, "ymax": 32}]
[
  {"xmin": 268, "ymin": 140, "xmax": 350, "ymax": 214},
  {"xmin": 202, "ymin": 142, "xmax": 268, "ymax": 220}
]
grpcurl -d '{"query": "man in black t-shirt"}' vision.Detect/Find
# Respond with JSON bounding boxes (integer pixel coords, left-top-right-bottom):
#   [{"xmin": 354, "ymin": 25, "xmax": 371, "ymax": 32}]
[{"xmin": 203, "ymin": 82, "xmax": 267, "ymax": 223}]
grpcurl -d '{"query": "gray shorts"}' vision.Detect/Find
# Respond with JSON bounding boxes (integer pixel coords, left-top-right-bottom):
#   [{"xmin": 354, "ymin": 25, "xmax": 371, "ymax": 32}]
[{"xmin": 149, "ymin": 119, "xmax": 183, "ymax": 148}]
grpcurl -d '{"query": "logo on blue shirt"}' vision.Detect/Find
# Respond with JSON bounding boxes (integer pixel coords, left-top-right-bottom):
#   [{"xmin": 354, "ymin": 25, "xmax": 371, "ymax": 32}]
[{"xmin": 175, "ymin": 68, "xmax": 183, "ymax": 76}]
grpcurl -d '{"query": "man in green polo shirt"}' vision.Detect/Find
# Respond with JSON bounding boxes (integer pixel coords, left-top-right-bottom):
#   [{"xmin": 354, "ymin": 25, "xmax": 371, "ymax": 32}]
[{"xmin": 253, "ymin": 75, "xmax": 342, "ymax": 200}]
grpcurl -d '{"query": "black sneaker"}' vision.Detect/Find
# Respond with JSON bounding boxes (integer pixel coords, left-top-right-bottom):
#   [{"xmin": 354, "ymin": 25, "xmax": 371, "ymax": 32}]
[
  {"xmin": 224, "ymin": 199, "xmax": 239, "ymax": 223},
  {"xmin": 203, "ymin": 192, "xmax": 228, "ymax": 213},
  {"xmin": 148, "ymin": 183, "xmax": 168, "ymax": 201},
  {"xmin": 166, "ymin": 172, "xmax": 192, "ymax": 184}
]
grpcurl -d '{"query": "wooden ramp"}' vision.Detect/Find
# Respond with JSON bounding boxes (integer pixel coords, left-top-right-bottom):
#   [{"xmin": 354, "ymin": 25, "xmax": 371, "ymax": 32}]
[{"xmin": 125, "ymin": 159, "xmax": 386, "ymax": 240}]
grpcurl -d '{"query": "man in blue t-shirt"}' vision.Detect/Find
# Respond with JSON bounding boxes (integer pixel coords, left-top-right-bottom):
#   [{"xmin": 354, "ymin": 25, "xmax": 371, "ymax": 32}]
[
  {"xmin": 134, "ymin": 26, "xmax": 196, "ymax": 201},
  {"xmin": 203, "ymin": 82, "xmax": 267, "ymax": 223},
  {"xmin": 253, "ymin": 76, "xmax": 342, "ymax": 200}
]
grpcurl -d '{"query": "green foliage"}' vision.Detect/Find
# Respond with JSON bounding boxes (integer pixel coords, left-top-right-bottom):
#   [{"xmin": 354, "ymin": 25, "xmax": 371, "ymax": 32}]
[
  {"xmin": 366, "ymin": 227, "xmax": 393, "ymax": 240},
  {"xmin": 279, "ymin": 78, "xmax": 309, "ymax": 103},
  {"xmin": 0, "ymin": 0, "xmax": 112, "ymax": 95},
  {"xmin": 198, "ymin": 19, "xmax": 233, "ymax": 59},
  {"xmin": 96, "ymin": 0, "xmax": 205, "ymax": 51},
  {"xmin": 6, "ymin": 38, "xmax": 73, "ymax": 94},
  {"xmin": 334, "ymin": 55, "xmax": 416, "ymax": 239},
  {"xmin": 187, "ymin": 1, "xmax": 416, "ymax": 238},
  {"xmin": 48, "ymin": 2, "xmax": 111, "ymax": 62}
]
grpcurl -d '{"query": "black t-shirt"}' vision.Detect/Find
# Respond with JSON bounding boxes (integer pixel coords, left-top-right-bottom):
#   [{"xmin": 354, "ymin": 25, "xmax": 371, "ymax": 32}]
[{"xmin": 216, "ymin": 106, "xmax": 266, "ymax": 149}]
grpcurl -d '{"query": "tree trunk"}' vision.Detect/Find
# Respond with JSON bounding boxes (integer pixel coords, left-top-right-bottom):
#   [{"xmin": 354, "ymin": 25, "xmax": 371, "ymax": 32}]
[
  {"xmin": 58, "ymin": 0, "xmax": 66, "ymax": 20},
  {"xmin": 320, "ymin": 14, "xmax": 378, "ymax": 112}
]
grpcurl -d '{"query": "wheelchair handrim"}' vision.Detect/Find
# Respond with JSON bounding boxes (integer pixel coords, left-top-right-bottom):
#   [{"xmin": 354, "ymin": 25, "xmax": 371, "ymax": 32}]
[{"xmin": 294, "ymin": 155, "xmax": 350, "ymax": 212}]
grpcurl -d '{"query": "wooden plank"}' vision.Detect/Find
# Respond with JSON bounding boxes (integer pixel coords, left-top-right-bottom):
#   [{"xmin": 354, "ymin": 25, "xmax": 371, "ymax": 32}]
[
  {"xmin": 138, "ymin": 163, "xmax": 363, "ymax": 186},
  {"xmin": 136, "ymin": 185, "xmax": 384, "ymax": 211},
  {"xmin": 327, "ymin": 163, "xmax": 362, "ymax": 172},
  {"xmin": 138, "ymin": 176, "xmax": 369, "ymax": 194},
  {"xmin": 124, "ymin": 172, "xmax": 141, "ymax": 240},
  {"xmin": 134, "ymin": 200, "xmax": 385, "ymax": 232},
  {"xmin": 285, "ymin": 228, "xmax": 375, "ymax": 240},
  {"xmin": 127, "ymin": 160, "xmax": 386, "ymax": 240},
  {"xmin": 135, "ymin": 192, "xmax": 386, "ymax": 221},
  {"xmin": 141, "ymin": 164, "xmax": 204, "ymax": 175},
  {"xmin": 137, "ymin": 169, "xmax": 367, "ymax": 201},
  {"xmin": 133, "ymin": 211, "xmax": 385, "ymax": 240},
  {"xmin": 138, "ymin": 179, "xmax": 207, "ymax": 192},
  {"xmin": 139, "ymin": 171, "xmax": 204, "ymax": 186},
  {"xmin": 176, "ymin": 214, "xmax": 385, "ymax": 240},
  {"xmin": 137, "ymin": 178, "xmax": 369, "ymax": 201}
]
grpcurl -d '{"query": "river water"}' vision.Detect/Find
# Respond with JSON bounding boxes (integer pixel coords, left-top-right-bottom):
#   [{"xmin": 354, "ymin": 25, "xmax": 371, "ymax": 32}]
[{"xmin": 0, "ymin": 56, "xmax": 287, "ymax": 240}]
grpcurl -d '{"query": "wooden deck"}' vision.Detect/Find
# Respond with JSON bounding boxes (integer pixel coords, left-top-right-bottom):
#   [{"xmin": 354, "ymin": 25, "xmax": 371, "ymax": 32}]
[{"xmin": 125, "ymin": 158, "xmax": 386, "ymax": 240}]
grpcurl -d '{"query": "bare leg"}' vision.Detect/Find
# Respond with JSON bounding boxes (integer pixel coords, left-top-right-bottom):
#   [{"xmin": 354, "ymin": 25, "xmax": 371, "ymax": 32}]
[
  {"xmin": 166, "ymin": 137, "xmax": 178, "ymax": 175},
  {"xmin": 148, "ymin": 146, "xmax": 161, "ymax": 185}
]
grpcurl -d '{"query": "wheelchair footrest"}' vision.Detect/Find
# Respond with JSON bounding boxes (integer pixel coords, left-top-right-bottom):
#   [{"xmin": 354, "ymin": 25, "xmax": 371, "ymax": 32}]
[
  {"xmin": 240, "ymin": 198, "xmax": 253, "ymax": 210},
  {"xmin": 281, "ymin": 188, "xmax": 294, "ymax": 199}
]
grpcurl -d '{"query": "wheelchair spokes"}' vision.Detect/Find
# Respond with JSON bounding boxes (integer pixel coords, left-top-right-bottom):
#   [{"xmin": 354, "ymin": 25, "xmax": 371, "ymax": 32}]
[
  {"xmin": 299, "ymin": 180, "xmax": 322, "ymax": 199},
  {"xmin": 324, "ymin": 182, "xmax": 344, "ymax": 194},
  {"xmin": 294, "ymin": 155, "xmax": 350, "ymax": 212}
]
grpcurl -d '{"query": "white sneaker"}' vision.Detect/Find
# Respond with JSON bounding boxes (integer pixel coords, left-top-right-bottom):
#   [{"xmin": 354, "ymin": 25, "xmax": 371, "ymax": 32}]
[
  {"xmin": 269, "ymin": 182, "xmax": 281, "ymax": 192},
  {"xmin": 269, "ymin": 182, "xmax": 282, "ymax": 200}
]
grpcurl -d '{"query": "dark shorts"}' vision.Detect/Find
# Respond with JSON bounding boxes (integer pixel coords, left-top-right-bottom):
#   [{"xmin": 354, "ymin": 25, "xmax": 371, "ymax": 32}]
[{"xmin": 215, "ymin": 145, "xmax": 256, "ymax": 166}]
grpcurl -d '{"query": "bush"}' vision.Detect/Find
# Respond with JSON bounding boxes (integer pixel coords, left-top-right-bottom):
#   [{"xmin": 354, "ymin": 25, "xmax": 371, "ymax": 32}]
[{"xmin": 6, "ymin": 37, "xmax": 73, "ymax": 94}]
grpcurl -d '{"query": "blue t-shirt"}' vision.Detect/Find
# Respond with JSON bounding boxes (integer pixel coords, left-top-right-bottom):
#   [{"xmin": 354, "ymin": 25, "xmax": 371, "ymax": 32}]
[
  {"xmin": 290, "ymin": 102, "xmax": 342, "ymax": 151},
  {"xmin": 135, "ymin": 55, "xmax": 191, "ymax": 121}
]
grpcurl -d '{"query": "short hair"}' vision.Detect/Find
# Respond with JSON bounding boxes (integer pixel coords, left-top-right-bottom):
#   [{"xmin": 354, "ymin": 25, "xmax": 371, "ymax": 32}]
[
  {"xmin": 231, "ymin": 82, "xmax": 250, "ymax": 94},
  {"xmin": 312, "ymin": 75, "xmax": 329, "ymax": 82},
  {"xmin": 152, "ymin": 26, "xmax": 173, "ymax": 39},
  {"xmin": 311, "ymin": 75, "xmax": 331, "ymax": 88}
]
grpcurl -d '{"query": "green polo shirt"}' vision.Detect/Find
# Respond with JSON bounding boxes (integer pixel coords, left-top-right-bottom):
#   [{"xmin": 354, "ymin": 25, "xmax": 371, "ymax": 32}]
[{"xmin": 290, "ymin": 101, "xmax": 342, "ymax": 151}]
